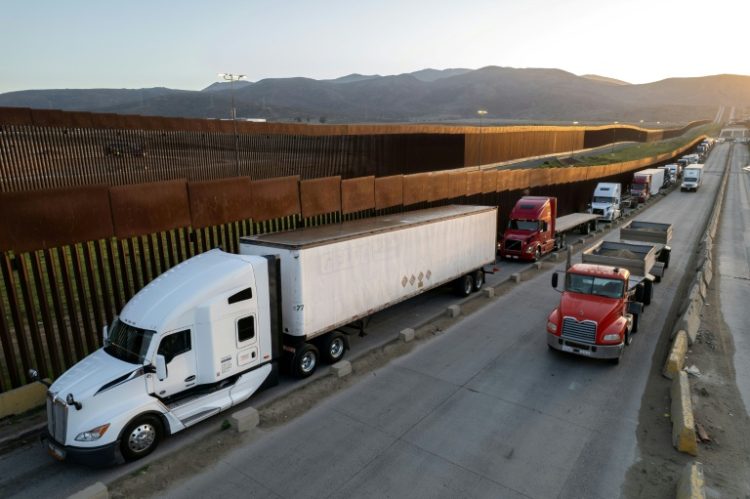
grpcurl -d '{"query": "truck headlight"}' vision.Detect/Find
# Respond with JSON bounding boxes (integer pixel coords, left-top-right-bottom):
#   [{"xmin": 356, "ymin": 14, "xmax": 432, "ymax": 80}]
[
  {"xmin": 547, "ymin": 321, "xmax": 557, "ymax": 333},
  {"xmin": 603, "ymin": 333, "xmax": 621, "ymax": 343},
  {"xmin": 75, "ymin": 423, "xmax": 110, "ymax": 442},
  {"xmin": 526, "ymin": 246, "xmax": 535, "ymax": 253}
]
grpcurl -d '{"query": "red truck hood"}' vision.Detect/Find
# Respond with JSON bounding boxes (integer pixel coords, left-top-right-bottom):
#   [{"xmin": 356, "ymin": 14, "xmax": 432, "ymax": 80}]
[{"xmin": 559, "ymin": 292, "xmax": 621, "ymax": 326}]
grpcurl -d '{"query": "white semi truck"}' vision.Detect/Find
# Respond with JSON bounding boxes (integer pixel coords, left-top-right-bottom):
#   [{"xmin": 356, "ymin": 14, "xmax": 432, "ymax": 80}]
[
  {"xmin": 36, "ymin": 205, "xmax": 497, "ymax": 465},
  {"xmin": 588, "ymin": 182, "xmax": 624, "ymax": 221}
]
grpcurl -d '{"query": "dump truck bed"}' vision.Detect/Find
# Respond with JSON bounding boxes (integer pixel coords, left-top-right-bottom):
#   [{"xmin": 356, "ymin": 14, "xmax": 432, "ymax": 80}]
[
  {"xmin": 582, "ymin": 240, "xmax": 659, "ymax": 282},
  {"xmin": 619, "ymin": 220, "xmax": 672, "ymax": 246}
]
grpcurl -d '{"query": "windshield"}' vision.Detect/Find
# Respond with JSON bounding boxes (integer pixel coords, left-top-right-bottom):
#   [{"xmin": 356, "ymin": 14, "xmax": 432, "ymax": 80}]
[
  {"xmin": 631, "ymin": 184, "xmax": 645, "ymax": 192},
  {"xmin": 684, "ymin": 175, "xmax": 697, "ymax": 181},
  {"xmin": 508, "ymin": 219, "xmax": 540, "ymax": 231},
  {"xmin": 592, "ymin": 196, "xmax": 614, "ymax": 203},
  {"xmin": 104, "ymin": 318, "xmax": 155, "ymax": 364},
  {"xmin": 565, "ymin": 273, "xmax": 624, "ymax": 299}
]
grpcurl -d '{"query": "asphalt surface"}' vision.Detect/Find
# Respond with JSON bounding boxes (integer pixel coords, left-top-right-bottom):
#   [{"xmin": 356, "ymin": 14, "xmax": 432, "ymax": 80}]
[
  {"xmin": 716, "ymin": 143, "xmax": 750, "ymax": 414},
  {"xmin": 145, "ymin": 148, "xmax": 727, "ymax": 499}
]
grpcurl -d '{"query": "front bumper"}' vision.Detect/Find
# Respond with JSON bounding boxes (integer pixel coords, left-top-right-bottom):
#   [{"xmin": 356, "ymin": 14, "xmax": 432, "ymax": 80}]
[
  {"xmin": 547, "ymin": 334, "xmax": 623, "ymax": 359},
  {"xmin": 42, "ymin": 430, "xmax": 119, "ymax": 467}
]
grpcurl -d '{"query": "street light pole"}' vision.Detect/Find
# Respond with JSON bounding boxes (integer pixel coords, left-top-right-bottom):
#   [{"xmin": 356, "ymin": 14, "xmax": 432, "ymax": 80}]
[
  {"xmin": 477, "ymin": 109, "xmax": 487, "ymax": 166},
  {"xmin": 218, "ymin": 73, "xmax": 246, "ymax": 176}
]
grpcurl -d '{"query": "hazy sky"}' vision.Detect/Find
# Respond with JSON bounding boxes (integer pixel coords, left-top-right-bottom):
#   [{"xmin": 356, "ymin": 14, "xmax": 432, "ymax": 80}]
[{"xmin": 1, "ymin": 0, "xmax": 747, "ymax": 93}]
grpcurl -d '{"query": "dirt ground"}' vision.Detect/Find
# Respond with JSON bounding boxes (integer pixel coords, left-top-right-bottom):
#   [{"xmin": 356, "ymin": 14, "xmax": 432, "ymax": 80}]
[{"xmin": 623, "ymin": 269, "xmax": 750, "ymax": 498}]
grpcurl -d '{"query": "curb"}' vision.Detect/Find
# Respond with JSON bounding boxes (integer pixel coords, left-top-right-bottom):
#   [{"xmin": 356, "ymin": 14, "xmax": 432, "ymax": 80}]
[
  {"xmin": 676, "ymin": 461, "xmax": 706, "ymax": 499},
  {"xmin": 663, "ymin": 330, "xmax": 688, "ymax": 380},
  {"xmin": 671, "ymin": 371, "xmax": 698, "ymax": 456}
]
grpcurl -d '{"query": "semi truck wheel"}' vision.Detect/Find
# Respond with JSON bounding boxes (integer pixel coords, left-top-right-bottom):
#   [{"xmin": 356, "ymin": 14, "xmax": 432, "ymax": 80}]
[
  {"xmin": 472, "ymin": 270, "xmax": 485, "ymax": 291},
  {"xmin": 319, "ymin": 332, "xmax": 347, "ymax": 364},
  {"xmin": 293, "ymin": 344, "xmax": 319, "ymax": 378},
  {"xmin": 631, "ymin": 313, "xmax": 639, "ymax": 334},
  {"xmin": 659, "ymin": 248, "xmax": 671, "ymax": 269},
  {"xmin": 120, "ymin": 414, "xmax": 163, "ymax": 461},
  {"xmin": 454, "ymin": 274, "xmax": 473, "ymax": 297}
]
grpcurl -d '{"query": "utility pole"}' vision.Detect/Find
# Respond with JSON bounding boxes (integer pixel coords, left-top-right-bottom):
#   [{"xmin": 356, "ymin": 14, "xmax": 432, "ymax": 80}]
[
  {"xmin": 477, "ymin": 109, "xmax": 487, "ymax": 166},
  {"xmin": 218, "ymin": 73, "xmax": 246, "ymax": 176}
]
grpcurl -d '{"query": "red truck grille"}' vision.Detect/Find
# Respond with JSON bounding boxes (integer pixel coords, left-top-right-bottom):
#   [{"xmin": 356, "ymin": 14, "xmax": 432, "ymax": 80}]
[
  {"xmin": 561, "ymin": 317, "xmax": 597, "ymax": 344},
  {"xmin": 504, "ymin": 239, "xmax": 522, "ymax": 252}
]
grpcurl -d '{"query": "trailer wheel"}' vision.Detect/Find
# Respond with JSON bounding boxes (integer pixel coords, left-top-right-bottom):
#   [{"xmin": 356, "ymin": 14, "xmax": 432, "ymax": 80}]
[
  {"xmin": 120, "ymin": 414, "xmax": 163, "ymax": 462},
  {"xmin": 472, "ymin": 270, "xmax": 485, "ymax": 292},
  {"xmin": 454, "ymin": 274, "xmax": 473, "ymax": 297},
  {"xmin": 293, "ymin": 344, "xmax": 319, "ymax": 378},
  {"xmin": 320, "ymin": 332, "xmax": 347, "ymax": 364},
  {"xmin": 579, "ymin": 222, "xmax": 590, "ymax": 235}
]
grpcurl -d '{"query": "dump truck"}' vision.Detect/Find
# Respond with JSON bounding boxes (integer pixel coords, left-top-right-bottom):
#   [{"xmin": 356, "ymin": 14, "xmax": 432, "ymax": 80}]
[
  {"xmin": 499, "ymin": 196, "xmax": 599, "ymax": 261},
  {"xmin": 546, "ymin": 220, "xmax": 673, "ymax": 363},
  {"xmin": 36, "ymin": 205, "xmax": 498, "ymax": 465}
]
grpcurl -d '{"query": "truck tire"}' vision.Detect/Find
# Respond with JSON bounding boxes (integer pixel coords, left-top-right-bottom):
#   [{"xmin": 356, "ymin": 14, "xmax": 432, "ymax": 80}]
[
  {"xmin": 579, "ymin": 222, "xmax": 590, "ymax": 235},
  {"xmin": 293, "ymin": 344, "xmax": 319, "ymax": 378},
  {"xmin": 319, "ymin": 332, "xmax": 347, "ymax": 364},
  {"xmin": 472, "ymin": 270, "xmax": 485, "ymax": 292},
  {"xmin": 631, "ymin": 313, "xmax": 639, "ymax": 334},
  {"xmin": 454, "ymin": 274, "xmax": 473, "ymax": 297},
  {"xmin": 120, "ymin": 414, "xmax": 163, "ymax": 462}
]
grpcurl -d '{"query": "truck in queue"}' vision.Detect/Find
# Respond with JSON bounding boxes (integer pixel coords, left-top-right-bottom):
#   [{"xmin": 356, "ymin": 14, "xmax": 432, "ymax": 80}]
[
  {"xmin": 681, "ymin": 164, "xmax": 704, "ymax": 191},
  {"xmin": 546, "ymin": 220, "xmax": 673, "ymax": 363},
  {"xmin": 36, "ymin": 205, "xmax": 498, "ymax": 465},
  {"xmin": 639, "ymin": 168, "xmax": 665, "ymax": 195},
  {"xmin": 499, "ymin": 196, "xmax": 599, "ymax": 261},
  {"xmin": 587, "ymin": 182, "xmax": 631, "ymax": 221},
  {"xmin": 630, "ymin": 171, "xmax": 652, "ymax": 204}
]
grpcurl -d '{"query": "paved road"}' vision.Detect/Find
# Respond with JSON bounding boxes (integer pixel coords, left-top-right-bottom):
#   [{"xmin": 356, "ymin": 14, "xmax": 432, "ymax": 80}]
[
  {"xmin": 147, "ymin": 147, "xmax": 729, "ymax": 499},
  {"xmin": 716, "ymin": 143, "xmax": 750, "ymax": 414}
]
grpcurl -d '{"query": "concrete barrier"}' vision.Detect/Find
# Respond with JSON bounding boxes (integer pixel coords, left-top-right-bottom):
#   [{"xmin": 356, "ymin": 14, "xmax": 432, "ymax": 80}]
[
  {"xmin": 703, "ymin": 265, "xmax": 713, "ymax": 286},
  {"xmin": 511, "ymin": 273, "xmax": 521, "ymax": 283},
  {"xmin": 671, "ymin": 371, "xmax": 698, "ymax": 456},
  {"xmin": 447, "ymin": 305, "xmax": 461, "ymax": 318},
  {"xmin": 399, "ymin": 328, "xmax": 415, "ymax": 342},
  {"xmin": 663, "ymin": 331, "xmax": 688, "ymax": 380},
  {"xmin": 482, "ymin": 287, "xmax": 495, "ymax": 298},
  {"xmin": 675, "ymin": 300, "xmax": 701, "ymax": 344},
  {"xmin": 676, "ymin": 462, "xmax": 706, "ymax": 499},
  {"xmin": 331, "ymin": 360, "xmax": 352, "ymax": 378},
  {"xmin": 230, "ymin": 406, "xmax": 259, "ymax": 433},
  {"xmin": 0, "ymin": 380, "xmax": 49, "ymax": 419},
  {"xmin": 67, "ymin": 482, "xmax": 109, "ymax": 499}
]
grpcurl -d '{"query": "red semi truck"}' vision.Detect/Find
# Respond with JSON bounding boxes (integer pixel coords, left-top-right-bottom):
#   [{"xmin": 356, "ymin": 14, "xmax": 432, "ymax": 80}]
[
  {"xmin": 546, "ymin": 220, "xmax": 672, "ymax": 364},
  {"xmin": 499, "ymin": 196, "xmax": 599, "ymax": 261}
]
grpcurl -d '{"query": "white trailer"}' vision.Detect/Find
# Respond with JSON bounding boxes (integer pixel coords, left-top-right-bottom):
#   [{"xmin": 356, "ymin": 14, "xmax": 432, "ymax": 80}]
[
  {"xmin": 37, "ymin": 205, "xmax": 497, "ymax": 466},
  {"xmin": 638, "ymin": 168, "xmax": 665, "ymax": 194}
]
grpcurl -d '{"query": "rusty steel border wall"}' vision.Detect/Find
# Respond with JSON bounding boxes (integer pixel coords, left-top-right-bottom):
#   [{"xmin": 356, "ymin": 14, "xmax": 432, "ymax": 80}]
[
  {"xmin": 0, "ymin": 132, "xmax": 706, "ymax": 392},
  {"xmin": 0, "ymin": 107, "xmax": 709, "ymax": 193}
]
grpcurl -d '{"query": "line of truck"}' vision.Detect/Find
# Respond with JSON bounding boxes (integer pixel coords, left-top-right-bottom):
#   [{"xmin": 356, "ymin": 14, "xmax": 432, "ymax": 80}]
[{"xmin": 34, "ymin": 151, "xmax": 697, "ymax": 466}]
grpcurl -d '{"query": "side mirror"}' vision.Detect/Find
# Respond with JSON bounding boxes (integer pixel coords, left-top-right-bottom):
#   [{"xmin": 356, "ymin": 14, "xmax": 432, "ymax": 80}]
[
  {"xmin": 28, "ymin": 369, "xmax": 51, "ymax": 387},
  {"xmin": 102, "ymin": 325, "xmax": 109, "ymax": 346},
  {"xmin": 156, "ymin": 355, "xmax": 167, "ymax": 381},
  {"xmin": 551, "ymin": 272, "xmax": 559, "ymax": 289}
]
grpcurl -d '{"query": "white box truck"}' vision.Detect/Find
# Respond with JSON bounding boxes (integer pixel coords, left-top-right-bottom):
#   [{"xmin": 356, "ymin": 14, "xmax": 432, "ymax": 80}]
[
  {"xmin": 681, "ymin": 164, "xmax": 704, "ymax": 191},
  {"xmin": 588, "ymin": 182, "xmax": 623, "ymax": 221},
  {"xmin": 36, "ymin": 205, "xmax": 497, "ymax": 465}
]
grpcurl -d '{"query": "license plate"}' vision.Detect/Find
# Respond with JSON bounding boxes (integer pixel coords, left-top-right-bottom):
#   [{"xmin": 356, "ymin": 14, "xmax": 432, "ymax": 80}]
[
  {"xmin": 47, "ymin": 441, "xmax": 66, "ymax": 461},
  {"xmin": 562, "ymin": 344, "xmax": 592, "ymax": 356},
  {"xmin": 511, "ymin": 255, "xmax": 519, "ymax": 259}
]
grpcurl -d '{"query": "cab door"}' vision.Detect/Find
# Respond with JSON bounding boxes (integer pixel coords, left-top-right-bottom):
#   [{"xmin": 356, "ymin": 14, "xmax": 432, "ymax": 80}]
[{"xmin": 153, "ymin": 328, "xmax": 197, "ymax": 400}]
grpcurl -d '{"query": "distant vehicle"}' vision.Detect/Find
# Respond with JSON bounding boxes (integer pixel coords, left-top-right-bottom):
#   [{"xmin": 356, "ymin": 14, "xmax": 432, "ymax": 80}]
[
  {"xmin": 105, "ymin": 142, "xmax": 146, "ymax": 157},
  {"xmin": 664, "ymin": 163, "xmax": 681, "ymax": 179},
  {"xmin": 681, "ymin": 164, "xmax": 704, "ymax": 192},
  {"xmin": 588, "ymin": 182, "xmax": 624, "ymax": 221}
]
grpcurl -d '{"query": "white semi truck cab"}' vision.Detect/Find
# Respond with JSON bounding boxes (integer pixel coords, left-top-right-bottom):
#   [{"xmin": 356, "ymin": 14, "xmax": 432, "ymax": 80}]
[
  {"xmin": 41, "ymin": 250, "xmax": 281, "ymax": 465},
  {"xmin": 38, "ymin": 205, "xmax": 497, "ymax": 465},
  {"xmin": 588, "ymin": 182, "xmax": 623, "ymax": 221}
]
